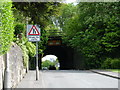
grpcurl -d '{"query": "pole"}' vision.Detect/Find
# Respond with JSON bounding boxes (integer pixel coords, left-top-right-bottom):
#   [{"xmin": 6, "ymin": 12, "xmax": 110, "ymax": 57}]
[
  {"xmin": 36, "ymin": 42, "xmax": 39, "ymax": 80},
  {"xmin": 26, "ymin": 17, "xmax": 29, "ymax": 73}
]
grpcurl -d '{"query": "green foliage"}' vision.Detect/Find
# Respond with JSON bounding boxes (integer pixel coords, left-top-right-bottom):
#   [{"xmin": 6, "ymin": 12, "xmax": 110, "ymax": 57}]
[
  {"xmin": 13, "ymin": 2, "xmax": 62, "ymax": 28},
  {"xmin": 57, "ymin": 4, "xmax": 77, "ymax": 28},
  {"xmin": 16, "ymin": 35, "xmax": 36, "ymax": 67},
  {"xmin": 101, "ymin": 58, "xmax": 120, "ymax": 69},
  {"xmin": 16, "ymin": 36, "xmax": 28, "ymax": 68},
  {"xmin": 13, "ymin": 7, "xmax": 36, "ymax": 68},
  {"xmin": 0, "ymin": 0, "xmax": 14, "ymax": 55},
  {"xmin": 101, "ymin": 58, "xmax": 111, "ymax": 69},
  {"xmin": 111, "ymin": 59, "xmax": 120, "ymax": 69},
  {"xmin": 42, "ymin": 59, "xmax": 59, "ymax": 69},
  {"xmin": 57, "ymin": 3, "xmax": 120, "ymax": 69},
  {"xmin": 38, "ymin": 29, "xmax": 48, "ymax": 54},
  {"xmin": 14, "ymin": 30, "xmax": 36, "ymax": 67},
  {"xmin": 106, "ymin": 69, "xmax": 120, "ymax": 73},
  {"xmin": 25, "ymin": 42, "xmax": 36, "ymax": 57},
  {"xmin": 14, "ymin": 23, "xmax": 25, "ymax": 36},
  {"xmin": 42, "ymin": 60, "xmax": 55, "ymax": 68},
  {"xmin": 45, "ymin": 25, "xmax": 62, "ymax": 37},
  {"xmin": 12, "ymin": 7, "xmax": 26, "ymax": 24},
  {"xmin": 20, "ymin": 44, "xmax": 29, "ymax": 67},
  {"xmin": 12, "ymin": 2, "xmax": 63, "ymax": 56}
]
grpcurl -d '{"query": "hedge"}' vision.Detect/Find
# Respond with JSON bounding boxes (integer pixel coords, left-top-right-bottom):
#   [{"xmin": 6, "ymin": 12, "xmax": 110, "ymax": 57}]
[
  {"xmin": 0, "ymin": 0, "xmax": 14, "ymax": 55},
  {"xmin": 101, "ymin": 58, "xmax": 120, "ymax": 69}
]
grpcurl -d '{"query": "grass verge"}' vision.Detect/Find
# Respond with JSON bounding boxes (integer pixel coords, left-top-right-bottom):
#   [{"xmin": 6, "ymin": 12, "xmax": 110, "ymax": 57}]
[{"xmin": 105, "ymin": 69, "xmax": 120, "ymax": 73}]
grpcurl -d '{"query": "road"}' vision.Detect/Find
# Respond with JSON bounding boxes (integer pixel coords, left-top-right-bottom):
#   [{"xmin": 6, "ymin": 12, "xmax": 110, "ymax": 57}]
[{"xmin": 16, "ymin": 70, "xmax": 118, "ymax": 88}]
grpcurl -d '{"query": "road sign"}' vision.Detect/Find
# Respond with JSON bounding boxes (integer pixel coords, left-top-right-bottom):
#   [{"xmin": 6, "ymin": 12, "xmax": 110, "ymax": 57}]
[
  {"xmin": 27, "ymin": 25, "xmax": 40, "ymax": 80},
  {"xmin": 27, "ymin": 25, "xmax": 40, "ymax": 42}
]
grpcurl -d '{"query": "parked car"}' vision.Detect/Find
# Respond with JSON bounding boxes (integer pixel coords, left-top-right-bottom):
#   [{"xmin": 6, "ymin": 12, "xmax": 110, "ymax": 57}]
[{"xmin": 42, "ymin": 67, "xmax": 48, "ymax": 70}]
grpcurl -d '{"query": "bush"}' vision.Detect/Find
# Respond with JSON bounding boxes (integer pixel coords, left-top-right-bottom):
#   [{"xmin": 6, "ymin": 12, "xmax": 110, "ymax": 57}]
[
  {"xmin": 42, "ymin": 60, "xmax": 55, "ymax": 69},
  {"xmin": 0, "ymin": 0, "xmax": 14, "ymax": 55},
  {"xmin": 15, "ymin": 30, "xmax": 36, "ymax": 68},
  {"xmin": 101, "ymin": 58, "xmax": 120, "ymax": 69},
  {"xmin": 42, "ymin": 59, "xmax": 59, "ymax": 70},
  {"xmin": 101, "ymin": 58, "xmax": 111, "ymax": 69},
  {"xmin": 25, "ymin": 42, "xmax": 36, "ymax": 57},
  {"xmin": 17, "ymin": 36, "xmax": 36, "ymax": 67},
  {"xmin": 20, "ymin": 44, "xmax": 29, "ymax": 68},
  {"xmin": 111, "ymin": 59, "xmax": 120, "ymax": 69}
]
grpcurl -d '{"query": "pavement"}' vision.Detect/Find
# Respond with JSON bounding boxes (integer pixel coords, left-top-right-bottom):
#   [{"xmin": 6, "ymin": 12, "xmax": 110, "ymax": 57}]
[
  {"xmin": 16, "ymin": 71, "xmax": 43, "ymax": 88},
  {"xmin": 91, "ymin": 70, "xmax": 120, "ymax": 79},
  {"xmin": 16, "ymin": 70, "xmax": 119, "ymax": 88}
]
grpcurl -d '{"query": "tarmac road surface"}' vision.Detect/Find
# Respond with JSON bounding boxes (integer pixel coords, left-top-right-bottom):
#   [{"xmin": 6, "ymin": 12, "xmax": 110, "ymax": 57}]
[{"xmin": 16, "ymin": 70, "xmax": 119, "ymax": 88}]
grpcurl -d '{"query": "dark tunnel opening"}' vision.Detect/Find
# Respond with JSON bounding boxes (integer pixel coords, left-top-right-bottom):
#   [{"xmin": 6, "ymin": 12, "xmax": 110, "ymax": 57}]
[{"xmin": 43, "ymin": 45, "xmax": 74, "ymax": 70}]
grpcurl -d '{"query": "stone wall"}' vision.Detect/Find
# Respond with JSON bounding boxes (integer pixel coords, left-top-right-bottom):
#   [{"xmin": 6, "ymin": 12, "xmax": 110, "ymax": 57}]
[
  {"xmin": 0, "ymin": 43, "xmax": 26, "ymax": 89},
  {"xmin": 0, "ymin": 55, "xmax": 5, "ymax": 90}
]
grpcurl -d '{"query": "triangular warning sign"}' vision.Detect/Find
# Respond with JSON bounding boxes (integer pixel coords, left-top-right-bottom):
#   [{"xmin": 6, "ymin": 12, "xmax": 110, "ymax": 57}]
[{"xmin": 28, "ymin": 25, "xmax": 40, "ymax": 35}]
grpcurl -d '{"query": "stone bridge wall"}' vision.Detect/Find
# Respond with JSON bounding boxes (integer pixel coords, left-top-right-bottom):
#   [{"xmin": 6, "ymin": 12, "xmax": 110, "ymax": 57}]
[{"xmin": 0, "ymin": 43, "xmax": 26, "ymax": 89}]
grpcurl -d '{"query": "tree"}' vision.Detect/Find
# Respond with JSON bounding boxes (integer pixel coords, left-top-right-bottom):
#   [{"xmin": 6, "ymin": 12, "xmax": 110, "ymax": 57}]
[
  {"xmin": 56, "ymin": 2, "xmax": 120, "ymax": 69},
  {"xmin": 12, "ymin": 2, "xmax": 63, "ymax": 57},
  {"xmin": 13, "ymin": 2, "xmax": 62, "ymax": 28}
]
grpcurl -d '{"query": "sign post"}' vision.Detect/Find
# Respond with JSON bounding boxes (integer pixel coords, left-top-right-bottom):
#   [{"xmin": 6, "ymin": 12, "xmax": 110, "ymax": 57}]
[
  {"xmin": 36, "ymin": 42, "xmax": 39, "ymax": 80},
  {"xmin": 27, "ymin": 25, "xmax": 40, "ymax": 80}
]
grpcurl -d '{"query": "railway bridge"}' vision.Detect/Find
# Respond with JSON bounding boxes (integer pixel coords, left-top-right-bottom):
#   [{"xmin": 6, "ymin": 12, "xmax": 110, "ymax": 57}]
[{"xmin": 29, "ymin": 30, "xmax": 84, "ymax": 70}]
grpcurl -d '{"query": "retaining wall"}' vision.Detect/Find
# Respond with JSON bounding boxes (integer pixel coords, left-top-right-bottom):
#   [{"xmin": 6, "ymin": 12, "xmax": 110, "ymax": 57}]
[{"xmin": 0, "ymin": 43, "xmax": 26, "ymax": 89}]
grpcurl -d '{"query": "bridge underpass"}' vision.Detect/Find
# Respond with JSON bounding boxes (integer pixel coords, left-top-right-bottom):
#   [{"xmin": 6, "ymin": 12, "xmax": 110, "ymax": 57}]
[
  {"xmin": 29, "ymin": 36, "xmax": 84, "ymax": 70},
  {"xmin": 43, "ymin": 36, "xmax": 74, "ymax": 70},
  {"xmin": 44, "ymin": 45, "xmax": 74, "ymax": 70}
]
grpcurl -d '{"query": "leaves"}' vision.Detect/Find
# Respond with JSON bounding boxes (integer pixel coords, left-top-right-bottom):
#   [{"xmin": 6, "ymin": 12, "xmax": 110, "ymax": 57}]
[
  {"xmin": 13, "ymin": 2, "xmax": 62, "ymax": 28},
  {"xmin": 0, "ymin": 0, "xmax": 14, "ymax": 55},
  {"xmin": 26, "ymin": 42, "xmax": 36, "ymax": 57},
  {"xmin": 56, "ymin": 2, "xmax": 120, "ymax": 68}
]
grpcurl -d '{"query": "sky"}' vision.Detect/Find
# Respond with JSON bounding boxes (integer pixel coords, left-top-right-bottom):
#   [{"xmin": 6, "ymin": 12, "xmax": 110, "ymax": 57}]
[
  {"xmin": 42, "ymin": 55, "xmax": 57, "ymax": 62},
  {"xmin": 65, "ymin": 0, "xmax": 77, "ymax": 3},
  {"xmin": 64, "ymin": 0, "xmax": 78, "ymax": 5}
]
